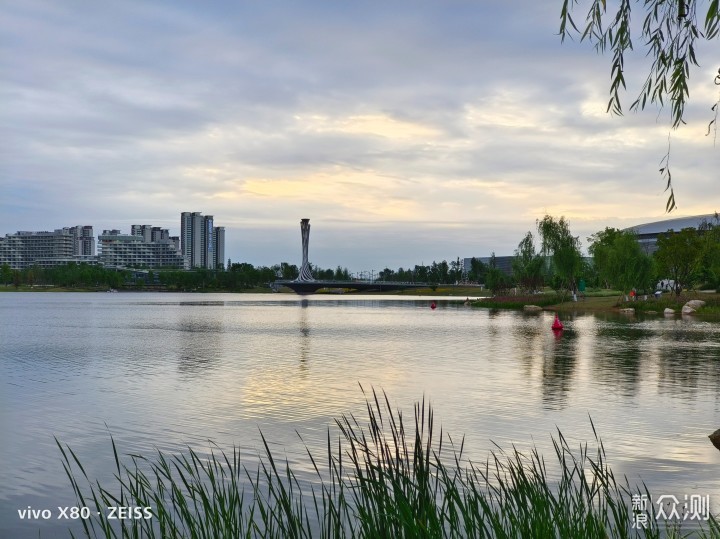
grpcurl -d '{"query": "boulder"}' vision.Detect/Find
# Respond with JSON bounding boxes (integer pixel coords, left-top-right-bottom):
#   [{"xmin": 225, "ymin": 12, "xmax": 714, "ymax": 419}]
[
  {"xmin": 619, "ymin": 308, "xmax": 635, "ymax": 314},
  {"xmin": 710, "ymin": 429, "xmax": 720, "ymax": 451},
  {"xmin": 685, "ymin": 299, "xmax": 706, "ymax": 310},
  {"xmin": 682, "ymin": 305, "xmax": 697, "ymax": 315},
  {"xmin": 664, "ymin": 308, "xmax": 675, "ymax": 316},
  {"xmin": 523, "ymin": 305, "xmax": 542, "ymax": 312}
]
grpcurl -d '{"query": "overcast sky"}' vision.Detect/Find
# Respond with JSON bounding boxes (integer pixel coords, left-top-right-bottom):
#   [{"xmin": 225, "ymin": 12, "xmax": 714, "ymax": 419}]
[{"xmin": 2, "ymin": 1, "xmax": 718, "ymax": 272}]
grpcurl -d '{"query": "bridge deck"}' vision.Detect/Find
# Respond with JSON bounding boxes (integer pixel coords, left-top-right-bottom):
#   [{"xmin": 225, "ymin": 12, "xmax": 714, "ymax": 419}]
[{"xmin": 273, "ymin": 280, "xmax": 428, "ymax": 294}]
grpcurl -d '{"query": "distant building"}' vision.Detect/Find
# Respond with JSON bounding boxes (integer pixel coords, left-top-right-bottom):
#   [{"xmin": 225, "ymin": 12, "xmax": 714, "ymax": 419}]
[
  {"xmin": 0, "ymin": 226, "xmax": 96, "ymax": 269},
  {"xmin": 98, "ymin": 227, "xmax": 185, "ymax": 269},
  {"xmin": 463, "ymin": 256, "xmax": 514, "ymax": 276},
  {"xmin": 180, "ymin": 212, "xmax": 224, "ymax": 270},
  {"xmin": 624, "ymin": 213, "xmax": 718, "ymax": 254},
  {"xmin": 214, "ymin": 226, "xmax": 225, "ymax": 270},
  {"xmin": 71, "ymin": 225, "xmax": 95, "ymax": 257}
]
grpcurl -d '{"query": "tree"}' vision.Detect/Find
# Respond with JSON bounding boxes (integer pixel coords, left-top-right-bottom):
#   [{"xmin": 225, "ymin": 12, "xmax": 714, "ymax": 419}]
[
  {"xmin": 467, "ymin": 257, "xmax": 487, "ymax": 284},
  {"xmin": 588, "ymin": 227, "xmax": 623, "ymax": 289},
  {"xmin": 378, "ymin": 268, "xmax": 395, "ymax": 281},
  {"xmin": 560, "ymin": 0, "xmax": 720, "ymax": 212},
  {"xmin": 589, "ymin": 229, "xmax": 655, "ymax": 300},
  {"xmin": 280, "ymin": 262, "xmax": 299, "ymax": 280},
  {"xmin": 654, "ymin": 227, "xmax": 705, "ymax": 295},
  {"xmin": 512, "ymin": 231, "xmax": 544, "ymax": 293},
  {"xmin": 1, "ymin": 263, "xmax": 12, "ymax": 286},
  {"xmin": 448, "ymin": 257, "xmax": 465, "ymax": 284},
  {"xmin": 485, "ymin": 253, "xmax": 512, "ymax": 295},
  {"xmin": 537, "ymin": 215, "xmax": 583, "ymax": 299},
  {"xmin": 414, "ymin": 264, "xmax": 429, "ymax": 283},
  {"xmin": 697, "ymin": 213, "xmax": 720, "ymax": 289}
]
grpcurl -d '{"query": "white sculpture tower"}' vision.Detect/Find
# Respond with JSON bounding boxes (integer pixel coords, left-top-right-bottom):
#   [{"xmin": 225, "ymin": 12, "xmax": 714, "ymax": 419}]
[{"xmin": 296, "ymin": 218, "xmax": 314, "ymax": 281}]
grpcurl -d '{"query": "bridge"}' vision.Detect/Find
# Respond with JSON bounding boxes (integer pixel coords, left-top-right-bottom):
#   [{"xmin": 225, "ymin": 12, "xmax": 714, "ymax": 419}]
[
  {"xmin": 273, "ymin": 279, "xmax": 429, "ymax": 294},
  {"xmin": 275, "ymin": 218, "xmax": 429, "ymax": 294}
]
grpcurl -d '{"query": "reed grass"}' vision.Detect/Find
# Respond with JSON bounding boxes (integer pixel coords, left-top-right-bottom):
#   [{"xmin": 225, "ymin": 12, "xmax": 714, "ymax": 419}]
[{"xmin": 57, "ymin": 388, "xmax": 718, "ymax": 538}]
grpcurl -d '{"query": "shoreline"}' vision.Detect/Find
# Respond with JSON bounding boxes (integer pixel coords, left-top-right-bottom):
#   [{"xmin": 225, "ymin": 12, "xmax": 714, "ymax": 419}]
[{"xmin": 3, "ymin": 285, "xmax": 718, "ymax": 318}]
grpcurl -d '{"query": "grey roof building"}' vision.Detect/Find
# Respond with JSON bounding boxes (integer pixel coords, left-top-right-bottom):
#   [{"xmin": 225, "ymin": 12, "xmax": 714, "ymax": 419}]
[{"xmin": 624, "ymin": 213, "xmax": 718, "ymax": 254}]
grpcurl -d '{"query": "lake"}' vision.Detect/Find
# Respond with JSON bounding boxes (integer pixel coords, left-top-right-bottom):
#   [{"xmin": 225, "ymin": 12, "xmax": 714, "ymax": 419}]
[{"xmin": 1, "ymin": 292, "xmax": 718, "ymax": 537}]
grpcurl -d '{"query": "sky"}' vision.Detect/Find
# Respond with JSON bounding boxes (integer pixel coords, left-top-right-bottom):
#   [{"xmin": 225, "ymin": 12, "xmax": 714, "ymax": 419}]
[{"xmin": 1, "ymin": 1, "xmax": 718, "ymax": 273}]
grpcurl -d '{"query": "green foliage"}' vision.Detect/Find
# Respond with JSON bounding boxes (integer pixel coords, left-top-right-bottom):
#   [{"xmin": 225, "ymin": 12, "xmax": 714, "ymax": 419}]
[
  {"xmin": 560, "ymin": 0, "xmax": 719, "ymax": 127},
  {"xmin": 631, "ymin": 293, "xmax": 720, "ymax": 316},
  {"xmin": 655, "ymin": 227, "xmax": 705, "ymax": 295},
  {"xmin": 559, "ymin": 0, "xmax": 720, "ymax": 212},
  {"xmin": 56, "ymin": 389, "xmax": 719, "ymax": 538},
  {"xmin": 372, "ymin": 260, "xmax": 467, "ymax": 285},
  {"xmin": 537, "ymin": 215, "xmax": 583, "ymax": 299},
  {"xmin": 468, "ymin": 257, "xmax": 487, "ymax": 284},
  {"xmin": 0, "ymin": 263, "xmax": 12, "ymax": 285},
  {"xmin": 589, "ymin": 228, "xmax": 655, "ymax": 297},
  {"xmin": 485, "ymin": 253, "xmax": 512, "ymax": 295},
  {"xmin": 512, "ymin": 231, "xmax": 545, "ymax": 292},
  {"xmin": 7, "ymin": 263, "xmax": 127, "ymax": 289},
  {"xmin": 698, "ymin": 214, "xmax": 720, "ymax": 289}
]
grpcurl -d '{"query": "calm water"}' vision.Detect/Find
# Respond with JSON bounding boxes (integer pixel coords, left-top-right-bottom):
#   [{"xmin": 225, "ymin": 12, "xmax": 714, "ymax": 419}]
[{"xmin": 1, "ymin": 292, "xmax": 719, "ymax": 537}]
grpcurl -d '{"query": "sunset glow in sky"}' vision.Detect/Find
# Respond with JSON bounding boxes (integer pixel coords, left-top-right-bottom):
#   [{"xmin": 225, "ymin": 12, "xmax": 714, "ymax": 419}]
[{"xmin": 2, "ymin": 1, "xmax": 718, "ymax": 271}]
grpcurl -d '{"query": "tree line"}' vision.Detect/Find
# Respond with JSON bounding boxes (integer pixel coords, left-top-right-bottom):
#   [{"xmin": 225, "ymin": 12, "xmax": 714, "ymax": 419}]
[
  {"xmin": 496, "ymin": 214, "xmax": 720, "ymax": 299},
  {"xmin": 3, "ymin": 213, "xmax": 719, "ymax": 296},
  {"xmin": 0, "ymin": 261, "xmax": 353, "ymax": 291}
]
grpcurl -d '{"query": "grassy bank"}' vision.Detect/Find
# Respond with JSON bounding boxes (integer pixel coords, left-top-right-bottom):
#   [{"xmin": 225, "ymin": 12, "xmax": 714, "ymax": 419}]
[
  {"xmin": 57, "ymin": 389, "xmax": 717, "ymax": 538},
  {"xmin": 467, "ymin": 290, "xmax": 720, "ymax": 319}
]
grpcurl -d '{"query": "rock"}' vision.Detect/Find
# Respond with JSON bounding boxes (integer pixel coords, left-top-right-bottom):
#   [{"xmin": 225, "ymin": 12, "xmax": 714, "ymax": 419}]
[
  {"xmin": 664, "ymin": 308, "xmax": 675, "ymax": 316},
  {"xmin": 523, "ymin": 305, "xmax": 542, "ymax": 312},
  {"xmin": 710, "ymin": 429, "xmax": 720, "ymax": 451},
  {"xmin": 685, "ymin": 299, "xmax": 706, "ymax": 310},
  {"xmin": 619, "ymin": 308, "xmax": 635, "ymax": 314},
  {"xmin": 682, "ymin": 305, "xmax": 697, "ymax": 315}
]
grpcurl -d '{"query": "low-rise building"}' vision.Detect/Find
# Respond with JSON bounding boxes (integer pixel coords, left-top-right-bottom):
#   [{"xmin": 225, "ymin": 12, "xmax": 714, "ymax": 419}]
[
  {"xmin": 0, "ymin": 227, "xmax": 95, "ymax": 269},
  {"xmin": 98, "ymin": 228, "xmax": 186, "ymax": 269}
]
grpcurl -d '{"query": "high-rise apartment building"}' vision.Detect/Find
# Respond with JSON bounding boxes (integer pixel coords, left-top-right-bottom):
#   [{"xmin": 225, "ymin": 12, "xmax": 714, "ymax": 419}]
[
  {"xmin": 180, "ymin": 212, "xmax": 225, "ymax": 269},
  {"xmin": 214, "ymin": 227, "xmax": 225, "ymax": 270},
  {"xmin": 70, "ymin": 226, "xmax": 95, "ymax": 256}
]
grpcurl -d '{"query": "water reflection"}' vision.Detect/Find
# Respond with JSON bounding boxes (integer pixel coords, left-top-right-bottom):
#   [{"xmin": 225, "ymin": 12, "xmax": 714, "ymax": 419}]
[
  {"xmin": 591, "ymin": 325, "xmax": 645, "ymax": 397},
  {"xmin": 298, "ymin": 302, "xmax": 310, "ymax": 369},
  {"xmin": 656, "ymin": 346, "xmax": 720, "ymax": 397},
  {"xmin": 541, "ymin": 329, "xmax": 578, "ymax": 409},
  {"xmin": 177, "ymin": 315, "xmax": 223, "ymax": 376},
  {"xmin": 2, "ymin": 293, "xmax": 720, "ymax": 539}
]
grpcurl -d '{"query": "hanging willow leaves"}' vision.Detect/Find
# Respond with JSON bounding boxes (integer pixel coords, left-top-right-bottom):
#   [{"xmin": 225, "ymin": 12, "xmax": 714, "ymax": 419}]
[{"xmin": 559, "ymin": 0, "xmax": 720, "ymax": 213}]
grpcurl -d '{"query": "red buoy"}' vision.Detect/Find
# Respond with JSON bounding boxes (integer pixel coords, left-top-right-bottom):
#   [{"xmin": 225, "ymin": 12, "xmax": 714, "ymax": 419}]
[
  {"xmin": 552, "ymin": 314, "xmax": 564, "ymax": 331},
  {"xmin": 430, "ymin": 302, "xmax": 437, "ymax": 310}
]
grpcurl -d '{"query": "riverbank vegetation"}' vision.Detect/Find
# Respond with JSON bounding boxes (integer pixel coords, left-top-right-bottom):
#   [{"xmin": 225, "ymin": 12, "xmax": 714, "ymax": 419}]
[
  {"xmin": 3, "ymin": 213, "xmax": 718, "ymax": 301},
  {"xmin": 468, "ymin": 212, "xmax": 720, "ymax": 315},
  {"xmin": 57, "ymin": 390, "xmax": 717, "ymax": 538}
]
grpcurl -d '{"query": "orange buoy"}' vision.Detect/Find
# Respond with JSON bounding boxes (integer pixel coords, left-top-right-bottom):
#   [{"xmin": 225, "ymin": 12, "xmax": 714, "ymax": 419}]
[
  {"xmin": 430, "ymin": 302, "xmax": 437, "ymax": 310},
  {"xmin": 551, "ymin": 314, "xmax": 564, "ymax": 331}
]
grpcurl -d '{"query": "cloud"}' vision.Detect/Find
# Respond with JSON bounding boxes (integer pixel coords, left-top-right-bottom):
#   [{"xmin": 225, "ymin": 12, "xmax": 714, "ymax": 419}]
[{"xmin": 1, "ymin": 0, "xmax": 717, "ymax": 271}]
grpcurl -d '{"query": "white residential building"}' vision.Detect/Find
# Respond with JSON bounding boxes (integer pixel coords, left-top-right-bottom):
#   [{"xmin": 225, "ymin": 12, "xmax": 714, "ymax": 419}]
[
  {"xmin": 99, "ymin": 227, "xmax": 185, "ymax": 269},
  {"xmin": 0, "ymin": 226, "xmax": 95, "ymax": 269}
]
